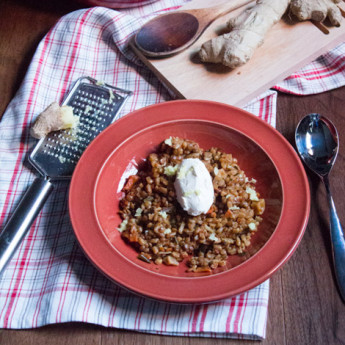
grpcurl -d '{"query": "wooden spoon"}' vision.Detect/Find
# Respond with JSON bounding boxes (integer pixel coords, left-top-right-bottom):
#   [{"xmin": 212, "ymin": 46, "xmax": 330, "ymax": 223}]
[{"xmin": 134, "ymin": 0, "xmax": 253, "ymax": 58}]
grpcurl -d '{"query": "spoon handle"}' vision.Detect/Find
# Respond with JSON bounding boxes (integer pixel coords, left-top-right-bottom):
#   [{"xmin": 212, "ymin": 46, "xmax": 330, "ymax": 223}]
[{"xmin": 323, "ymin": 175, "xmax": 345, "ymax": 302}]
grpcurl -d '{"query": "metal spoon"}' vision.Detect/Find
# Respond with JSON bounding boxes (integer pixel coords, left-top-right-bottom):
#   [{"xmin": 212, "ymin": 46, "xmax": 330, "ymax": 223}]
[
  {"xmin": 295, "ymin": 113, "xmax": 345, "ymax": 301},
  {"xmin": 134, "ymin": 0, "xmax": 253, "ymax": 58}
]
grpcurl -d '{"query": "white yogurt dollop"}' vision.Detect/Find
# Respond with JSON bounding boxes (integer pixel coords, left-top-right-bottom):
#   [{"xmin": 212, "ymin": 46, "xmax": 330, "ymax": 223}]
[{"xmin": 174, "ymin": 158, "xmax": 214, "ymax": 216}]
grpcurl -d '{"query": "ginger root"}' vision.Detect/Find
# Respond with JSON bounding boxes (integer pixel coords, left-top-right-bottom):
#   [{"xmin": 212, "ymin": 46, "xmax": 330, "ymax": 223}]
[
  {"xmin": 199, "ymin": 0, "xmax": 343, "ymax": 68},
  {"xmin": 199, "ymin": 0, "xmax": 291, "ymax": 68},
  {"xmin": 290, "ymin": 0, "xmax": 342, "ymax": 26},
  {"xmin": 30, "ymin": 102, "xmax": 79, "ymax": 139}
]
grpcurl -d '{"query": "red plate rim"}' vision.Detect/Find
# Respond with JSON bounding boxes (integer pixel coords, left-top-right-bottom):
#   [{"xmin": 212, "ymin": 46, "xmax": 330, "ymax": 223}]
[{"xmin": 69, "ymin": 99, "xmax": 310, "ymax": 303}]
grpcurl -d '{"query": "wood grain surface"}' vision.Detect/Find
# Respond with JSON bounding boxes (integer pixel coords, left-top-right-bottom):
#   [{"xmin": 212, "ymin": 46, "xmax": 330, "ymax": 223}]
[
  {"xmin": 0, "ymin": 0, "xmax": 345, "ymax": 344},
  {"xmin": 131, "ymin": 0, "xmax": 345, "ymax": 107}
]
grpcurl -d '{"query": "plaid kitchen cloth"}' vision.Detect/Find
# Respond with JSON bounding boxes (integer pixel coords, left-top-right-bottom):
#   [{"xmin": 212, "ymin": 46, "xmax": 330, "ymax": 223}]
[{"xmin": 0, "ymin": 0, "xmax": 344, "ymax": 339}]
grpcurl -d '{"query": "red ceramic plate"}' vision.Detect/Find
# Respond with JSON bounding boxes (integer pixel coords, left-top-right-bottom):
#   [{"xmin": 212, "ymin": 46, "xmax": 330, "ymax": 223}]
[{"xmin": 69, "ymin": 100, "xmax": 310, "ymax": 303}]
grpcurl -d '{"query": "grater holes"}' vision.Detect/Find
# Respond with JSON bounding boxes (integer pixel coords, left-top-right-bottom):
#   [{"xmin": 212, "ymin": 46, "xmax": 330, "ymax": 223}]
[{"xmin": 30, "ymin": 78, "xmax": 131, "ymax": 179}]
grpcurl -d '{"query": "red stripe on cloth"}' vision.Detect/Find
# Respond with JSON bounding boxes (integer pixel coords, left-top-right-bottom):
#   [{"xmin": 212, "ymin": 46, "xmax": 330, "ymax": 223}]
[
  {"xmin": 225, "ymin": 296, "xmax": 237, "ymax": 332},
  {"xmin": 292, "ymin": 54, "xmax": 345, "ymax": 78},
  {"xmin": 108, "ymin": 15, "xmax": 122, "ymax": 87},
  {"xmin": 56, "ymin": 243, "xmax": 77, "ymax": 323},
  {"xmin": 54, "ymin": 10, "xmax": 92, "ymax": 322},
  {"xmin": 90, "ymin": 18, "xmax": 102, "ymax": 80},
  {"xmin": 0, "ymin": 26, "xmax": 53, "ymax": 327},
  {"xmin": 258, "ymin": 97, "xmax": 265, "ymax": 122},
  {"xmin": 163, "ymin": 303, "xmax": 171, "ymax": 332},
  {"xmin": 261, "ymin": 97, "xmax": 269, "ymax": 123},
  {"xmin": 275, "ymin": 56, "xmax": 345, "ymax": 95},
  {"xmin": 31, "ymin": 22, "xmax": 66, "ymax": 327},
  {"xmin": 238, "ymin": 291, "xmax": 249, "ymax": 335},
  {"xmin": 8, "ymin": 215, "xmax": 44, "ymax": 327},
  {"xmin": 274, "ymin": 82, "xmax": 304, "ymax": 95},
  {"xmin": 154, "ymin": 5, "xmax": 180, "ymax": 13},
  {"xmin": 186, "ymin": 302, "xmax": 194, "ymax": 334},
  {"xmin": 32, "ymin": 247, "xmax": 57, "ymax": 327},
  {"xmin": 159, "ymin": 303, "xmax": 170, "ymax": 333},
  {"xmin": 59, "ymin": 9, "xmax": 93, "ymax": 102},
  {"xmin": 297, "ymin": 62, "xmax": 345, "ymax": 81},
  {"xmin": 149, "ymin": 5, "xmax": 183, "ymax": 15},
  {"xmin": 191, "ymin": 305, "xmax": 201, "ymax": 332},
  {"xmin": 1, "ymin": 14, "xmax": 62, "ymax": 320},
  {"xmin": 263, "ymin": 96, "xmax": 271, "ymax": 124},
  {"xmin": 107, "ymin": 287, "xmax": 121, "ymax": 326},
  {"xmin": 82, "ymin": 271, "xmax": 97, "ymax": 322},
  {"xmin": 269, "ymin": 95, "xmax": 275, "ymax": 125},
  {"xmin": 129, "ymin": 72, "xmax": 141, "ymax": 113},
  {"xmin": 199, "ymin": 304, "xmax": 208, "ymax": 332},
  {"xmin": 134, "ymin": 298, "xmax": 144, "ymax": 330},
  {"xmin": 233, "ymin": 294, "xmax": 245, "ymax": 334},
  {"xmin": 2, "ymin": 219, "xmax": 38, "ymax": 327}
]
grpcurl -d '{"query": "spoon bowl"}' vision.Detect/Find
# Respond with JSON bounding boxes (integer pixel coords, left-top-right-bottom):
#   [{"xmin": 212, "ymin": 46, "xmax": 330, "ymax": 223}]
[
  {"xmin": 135, "ymin": 12, "xmax": 200, "ymax": 56},
  {"xmin": 295, "ymin": 113, "xmax": 338, "ymax": 176},
  {"xmin": 134, "ymin": 0, "xmax": 253, "ymax": 58},
  {"xmin": 295, "ymin": 113, "xmax": 345, "ymax": 302}
]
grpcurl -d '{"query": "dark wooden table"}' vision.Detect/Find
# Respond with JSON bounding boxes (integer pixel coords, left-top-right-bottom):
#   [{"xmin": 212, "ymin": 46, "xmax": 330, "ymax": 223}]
[{"xmin": 1, "ymin": 0, "xmax": 345, "ymax": 344}]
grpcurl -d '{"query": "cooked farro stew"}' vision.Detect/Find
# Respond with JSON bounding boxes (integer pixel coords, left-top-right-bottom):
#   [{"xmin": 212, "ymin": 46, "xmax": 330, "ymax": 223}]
[{"xmin": 118, "ymin": 137, "xmax": 265, "ymax": 273}]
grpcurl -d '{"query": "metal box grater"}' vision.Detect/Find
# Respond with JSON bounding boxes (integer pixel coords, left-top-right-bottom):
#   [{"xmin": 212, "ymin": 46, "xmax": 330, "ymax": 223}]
[
  {"xmin": 29, "ymin": 76, "xmax": 132, "ymax": 179},
  {"xmin": 0, "ymin": 76, "xmax": 132, "ymax": 274}
]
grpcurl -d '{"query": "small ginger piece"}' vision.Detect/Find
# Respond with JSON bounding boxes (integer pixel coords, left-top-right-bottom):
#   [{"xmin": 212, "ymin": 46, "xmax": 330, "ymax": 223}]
[
  {"xmin": 30, "ymin": 102, "xmax": 79, "ymax": 139},
  {"xmin": 163, "ymin": 255, "xmax": 179, "ymax": 266},
  {"xmin": 199, "ymin": 0, "xmax": 291, "ymax": 68},
  {"xmin": 290, "ymin": 0, "xmax": 342, "ymax": 26},
  {"xmin": 252, "ymin": 198, "xmax": 265, "ymax": 215}
]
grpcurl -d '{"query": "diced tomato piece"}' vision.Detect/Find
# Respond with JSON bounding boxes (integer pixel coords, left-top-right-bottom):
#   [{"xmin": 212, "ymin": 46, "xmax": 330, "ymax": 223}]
[
  {"xmin": 206, "ymin": 205, "xmax": 215, "ymax": 214},
  {"xmin": 129, "ymin": 233, "xmax": 139, "ymax": 243},
  {"xmin": 123, "ymin": 175, "xmax": 140, "ymax": 191},
  {"xmin": 225, "ymin": 209, "xmax": 232, "ymax": 218}
]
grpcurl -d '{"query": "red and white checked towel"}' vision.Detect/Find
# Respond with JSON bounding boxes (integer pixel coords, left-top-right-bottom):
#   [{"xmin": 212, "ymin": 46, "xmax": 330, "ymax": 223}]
[{"xmin": 0, "ymin": 0, "xmax": 345, "ymax": 339}]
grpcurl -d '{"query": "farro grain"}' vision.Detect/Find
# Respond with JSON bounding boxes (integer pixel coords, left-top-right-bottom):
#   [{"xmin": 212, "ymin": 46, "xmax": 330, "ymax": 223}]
[{"xmin": 118, "ymin": 137, "xmax": 265, "ymax": 272}]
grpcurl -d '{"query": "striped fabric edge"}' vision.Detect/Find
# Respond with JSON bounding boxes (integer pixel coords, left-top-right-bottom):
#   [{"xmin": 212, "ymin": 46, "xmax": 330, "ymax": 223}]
[
  {"xmin": 2, "ymin": 2, "xmax": 344, "ymax": 337},
  {"xmin": 273, "ymin": 42, "xmax": 345, "ymax": 95},
  {"xmin": 0, "ymin": 4, "xmax": 272, "ymax": 339},
  {"xmin": 3, "ymin": 278, "xmax": 270, "ymax": 340}
]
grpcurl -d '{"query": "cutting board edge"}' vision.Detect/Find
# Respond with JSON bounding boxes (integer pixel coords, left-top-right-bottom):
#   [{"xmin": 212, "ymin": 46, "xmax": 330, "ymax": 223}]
[
  {"xmin": 131, "ymin": 31, "xmax": 345, "ymax": 107},
  {"xmin": 130, "ymin": 39, "xmax": 186, "ymax": 100}
]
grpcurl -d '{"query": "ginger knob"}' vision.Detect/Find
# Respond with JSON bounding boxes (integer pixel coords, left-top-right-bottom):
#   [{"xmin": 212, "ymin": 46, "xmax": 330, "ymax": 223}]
[
  {"xmin": 290, "ymin": 0, "xmax": 342, "ymax": 26},
  {"xmin": 199, "ymin": 0, "xmax": 291, "ymax": 68},
  {"xmin": 30, "ymin": 102, "xmax": 79, "ymax": 139}
]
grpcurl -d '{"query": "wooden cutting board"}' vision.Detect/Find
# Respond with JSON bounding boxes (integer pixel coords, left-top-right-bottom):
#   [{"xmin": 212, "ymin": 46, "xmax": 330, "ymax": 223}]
[{"xmin": 131, "ymin": 0, "xmax": 345, "ymax": 107}]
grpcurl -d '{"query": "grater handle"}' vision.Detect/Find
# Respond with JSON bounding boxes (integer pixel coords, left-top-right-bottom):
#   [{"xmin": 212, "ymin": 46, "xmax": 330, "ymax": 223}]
[{"xmin": 0, "ymin": 177, "xmax": 53, "ymax": 275}]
